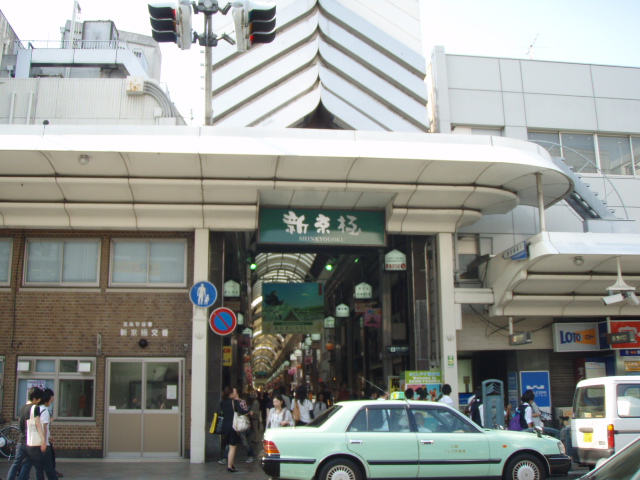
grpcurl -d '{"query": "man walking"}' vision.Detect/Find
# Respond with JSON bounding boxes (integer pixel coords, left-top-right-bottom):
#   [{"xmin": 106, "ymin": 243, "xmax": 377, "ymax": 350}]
[{"xmin": 7, "ymin": 386, "xmax": 46, "ymax": 480}]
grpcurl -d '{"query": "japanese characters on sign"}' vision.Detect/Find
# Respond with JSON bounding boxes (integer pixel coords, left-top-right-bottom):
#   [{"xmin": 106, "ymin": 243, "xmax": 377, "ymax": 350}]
[
  {"xmin": 258, "ymin": 208, "xmax": 385, "ymax": 246},
  {"xmin": 119, "ymin": 321, "xmax": 169, "ymax": 338}
]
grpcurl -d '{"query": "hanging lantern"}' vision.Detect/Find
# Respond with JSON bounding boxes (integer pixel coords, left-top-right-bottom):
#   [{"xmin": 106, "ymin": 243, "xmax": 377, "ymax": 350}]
[
  {"xmin": 294, "ymin": 348, "xmax": 303, "ymax": 357},
  {"xmin": 283, "ymin": 360, "xmax": 290, "ymax": 367},
  {"xmin": 290, "ymin": 353, "xmax": 296, "ymax": 361},
  {"xmin": 304, "ymin": 336, "xmax": 312, "ymax": 346},
  {"xmin": 324, "ymin": 316, "xmax": 335, "ymax": 328},
  {"xmin": 336, "ymin": 303, "xmax": 349, "ymax": 317},
  {"xmin": 325, "ymin": 342, "xmax": 334, "ymax": 351},
  {"xmin": 237, "ymin": 313, "xmax": 244, "ymax": 326},
  {"xmin": 311, "ymin": 333, "xmax": 321, "ymax": 341}
]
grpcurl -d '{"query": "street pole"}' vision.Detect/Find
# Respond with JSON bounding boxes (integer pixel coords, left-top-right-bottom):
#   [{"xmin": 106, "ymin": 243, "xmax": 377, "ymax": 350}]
[{"xmin": 204, "ymin": 13, "xmax": 213, "ymax": 126}]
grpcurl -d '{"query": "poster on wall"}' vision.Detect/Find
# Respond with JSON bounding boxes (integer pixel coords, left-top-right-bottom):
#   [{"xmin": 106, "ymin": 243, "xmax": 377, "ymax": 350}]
[
  {"xmin": 262, "ymin": 283, "xmax": 324, "ymax": 334},
  {"xmin": 404, "ymin": 371, "xmax": 442, "ymax": 401}
]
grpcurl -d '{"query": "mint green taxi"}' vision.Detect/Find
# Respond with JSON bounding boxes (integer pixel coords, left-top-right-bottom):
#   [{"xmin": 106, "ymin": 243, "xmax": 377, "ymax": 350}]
[{"xmin": 260, "ymin": 400, "xmax": 570, "ymax": 480}]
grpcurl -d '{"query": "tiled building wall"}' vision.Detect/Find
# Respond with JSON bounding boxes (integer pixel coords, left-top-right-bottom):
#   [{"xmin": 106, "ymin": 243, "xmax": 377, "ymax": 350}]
[{"xmin": 0, "ymin": 229, "xmax": 195, "ymax": 457}]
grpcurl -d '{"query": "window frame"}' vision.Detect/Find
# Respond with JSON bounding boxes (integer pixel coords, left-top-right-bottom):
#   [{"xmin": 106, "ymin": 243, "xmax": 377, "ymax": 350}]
[
  {"xmin": 23, "ymin": 238, "xmax": 101, "ymax": 287},
  {"xmin": 15, "ymin": 356, "xmax": 96, "ymax": 421},
  {"xmin": 109, "ymin": 238, "xmax": 188, "ymax": 288},
  {"xmin": 617, "ymin": 384, "xmax": 640, "ymax": 418},
  {"xmin": 0, "ymin": 238, "xmax": 12, "ymax": 286}
]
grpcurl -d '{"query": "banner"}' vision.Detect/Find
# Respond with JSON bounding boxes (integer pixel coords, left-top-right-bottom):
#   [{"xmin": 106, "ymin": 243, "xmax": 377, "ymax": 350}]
[{"xmin": 262, "ymin": 283, "xmax": 324, "ymax": 334}]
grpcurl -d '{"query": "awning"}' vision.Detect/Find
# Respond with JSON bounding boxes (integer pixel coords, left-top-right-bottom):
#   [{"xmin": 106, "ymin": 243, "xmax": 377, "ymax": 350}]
[{"xmin": 484, "ymin": 232, "xmax": 640, "ymax": 316}]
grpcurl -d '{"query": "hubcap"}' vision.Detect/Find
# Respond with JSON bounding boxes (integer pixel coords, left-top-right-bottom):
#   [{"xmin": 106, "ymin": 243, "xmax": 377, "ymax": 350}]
[
  {"xmin": 513, "ymin": 461, "xmax": 539, "ymax": 480},
  {"xmin": 327, "ymin": 465, "xmax": 356, "ymax": 480}
]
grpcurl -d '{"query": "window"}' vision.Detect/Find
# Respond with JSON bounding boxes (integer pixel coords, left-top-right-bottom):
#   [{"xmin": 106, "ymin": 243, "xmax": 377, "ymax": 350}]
[
  {"xmin": 347, "ymin": 406, "xmax": 410, "ymax": 432},
  {"xmin": 24, "ymin": 239, "xmax": 100, "ymax": 286},
  {"xmin": 573, "ymin": 385, "xmax": 605, "ymax": 419},
  {"xmin": 598, "ymin": 136, "xmax": 633, "ymax": 175},
  {"xmin": 631, "ymin": 137, "xmax": 640, "ymax": 175},
  {"xmin": 411, "ymin": 406, "xmax": 478, "ymax": 433},
  {"xmin": 15, "ymin": 357, "xmax": 96, "ymax": 420},
  {"xmin": 457, "ymin": 236, "xmax": 480, "ymax": 281},
  {"xmin": 110, "ymin": 239, "xmax": 186, "ymax": 287},
  {"xmin": 528, "ymin": 132, "xmax": 561, "ymax": 157},
  {"xmin": 617, "ymin": 384, "xmax": 640, "ymax": 418},
  {"xmin": 0, "ymin": 238, "xmax": 11, "ymax": 285},
  {"xmin": 561, "ymin": 133, "xmax": 597, "ymax": 174}
]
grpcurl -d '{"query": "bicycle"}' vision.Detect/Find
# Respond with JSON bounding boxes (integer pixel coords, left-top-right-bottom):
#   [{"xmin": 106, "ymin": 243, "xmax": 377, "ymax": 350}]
[{"xmin": 0, "ymin": 418, "xmax": 20, "ymax": 459}]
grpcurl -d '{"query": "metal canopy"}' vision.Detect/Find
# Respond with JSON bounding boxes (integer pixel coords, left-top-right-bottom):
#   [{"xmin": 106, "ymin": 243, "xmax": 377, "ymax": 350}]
[
  {"xmin": 0, "ymin": 126, "xmax": 572, "ymax": 233},
  {"xmin": 484, "ymin": 232, "xmax": 640, "ymax": 316}
]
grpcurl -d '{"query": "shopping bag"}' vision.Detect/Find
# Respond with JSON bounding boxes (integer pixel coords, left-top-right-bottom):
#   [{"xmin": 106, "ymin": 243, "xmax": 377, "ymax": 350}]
[
  {"xmin": 27, "ymin": 405, "xmax": 42, "ymax": 446},
  {"xmin": 210, "ymin": 412, "xmax": 224, "ymax": 434}
]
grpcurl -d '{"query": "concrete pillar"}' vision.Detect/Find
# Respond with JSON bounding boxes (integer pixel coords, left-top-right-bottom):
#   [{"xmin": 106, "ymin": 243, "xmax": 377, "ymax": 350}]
[
  {"xmin": 436, "ymin": 232, "xmax": 459, "ymax": 408},
  {"xmin": 190, "ymin": 228, "xmax": 209, "ymax": 463}
]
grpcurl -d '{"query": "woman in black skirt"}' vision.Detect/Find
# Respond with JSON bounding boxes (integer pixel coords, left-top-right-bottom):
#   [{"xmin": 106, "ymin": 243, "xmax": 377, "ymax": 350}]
[{"xmin": 220, "ymin": 386, "xmax": 249, "ymax": 473}]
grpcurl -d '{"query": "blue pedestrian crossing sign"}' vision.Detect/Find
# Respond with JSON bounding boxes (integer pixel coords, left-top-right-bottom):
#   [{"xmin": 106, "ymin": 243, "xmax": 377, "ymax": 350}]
[{"xmin": 190, "ymin": 281, "xmax": 217, "ymax": 308}]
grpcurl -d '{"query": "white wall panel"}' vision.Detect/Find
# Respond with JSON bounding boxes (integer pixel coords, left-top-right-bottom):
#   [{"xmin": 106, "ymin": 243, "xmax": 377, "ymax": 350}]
[
  {"xmin": 594, "ymin": 98, "xmax": 640, "ymax": 134},
  {"xmin": 449, "ymin": 89, "xmax": 504, "ymax": 126},
  {"xmin": 446, "ymin": 56, "xmax": 502, "ymax": 91},
  {"xmin": 523, "ymin": 93, "xmax": 597, "ymax": 131},
  {"xmin": 591, "ymin": 65, "xmax": 640, "ymax": 100},
  {"xmin": 520, "ymin": 61, "xmax": 593, "ymax": 96},
  {"xmin": 499, "ymin": 59, "xmax": 523, "ymax": 92},
  {"xmin": 502, "ymin": 92, "xmax": 526, "ymax": 127}
]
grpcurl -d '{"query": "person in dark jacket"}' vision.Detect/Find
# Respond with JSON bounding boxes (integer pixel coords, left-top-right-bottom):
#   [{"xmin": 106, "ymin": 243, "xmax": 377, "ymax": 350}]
[{"xmin": 219, "ymin": 386, "xmax": 249, "ymax": 473}]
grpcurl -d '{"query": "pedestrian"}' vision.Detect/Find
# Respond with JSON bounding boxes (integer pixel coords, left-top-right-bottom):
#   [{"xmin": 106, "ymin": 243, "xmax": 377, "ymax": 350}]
[
  {"xmin": 249, "ymin": 393, "xmax": 261, "ymax": 443},
  {"xmin": 404, "ymin": 388, "xmax": 415, "ymax": 400},
  {"xmin": 520, "ymin": 390, "xmax": 535, "ymax": 429},
  {"xmin": 468, "ymin": 388, "xmax": 483, "ymax": 427},
  {"xmin": 219, "ymin": 392, "xmax": 255, "ymax": 464},
  {"xmin": 259, "ymin": 391, "xmax": 270, "ymax": 429},
  {"xmin": 291, "ymin": 386, "xmax": 313, "ymax": 426},
  {"xmin": 317, "ymin": 382, "xmax": 333, "ymax": 406},
  {"xmin": 279, "ymin": 386, "xmax": 292, "ymax": 410},
  {"xmin": 313, "ymin": 392, "xmax": 328, "ymax": 418},
  {"xmin": 7, "ymin": 386, "xmax": 46, "ymax": 480},
  {"xmin": 218, "ymin": 386, "xmax": 249, "ymax": 473},
  {"xmin": 265, "ymin": 393, "xmax": 293, "ymax": 429},
  {"xmin": 37, "ymin": 388, "xmax": 58, "ymax": 480},
  {"xmin": 439, "ymin": 384, "xmax": 454, "ymax": 407}
]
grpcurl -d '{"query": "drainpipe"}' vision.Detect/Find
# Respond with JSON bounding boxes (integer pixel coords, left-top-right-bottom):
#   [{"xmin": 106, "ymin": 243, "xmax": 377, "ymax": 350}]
[
  {"xmin": 9, "ymin": 91, "xmax": 16, "ymax": 124},
  {"xmin": 536, "ymin": 172, "xmax": 546, "ymax": 232}
]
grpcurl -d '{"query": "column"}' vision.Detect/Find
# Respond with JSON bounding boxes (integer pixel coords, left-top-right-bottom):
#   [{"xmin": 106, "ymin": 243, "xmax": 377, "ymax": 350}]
[
  {"xmin": 436, "ymin": 233, "xmax": 459, "ymax": 408},
  {"xmin": 190, "ymin": 228, "xmax": 209, "ymax": 463}
]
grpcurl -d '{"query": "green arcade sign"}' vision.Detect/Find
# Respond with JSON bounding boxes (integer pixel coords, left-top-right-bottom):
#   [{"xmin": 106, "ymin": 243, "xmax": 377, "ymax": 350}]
[{"xmin": 258, "ymin": 208, "xmax": 386, "ymax": 246}]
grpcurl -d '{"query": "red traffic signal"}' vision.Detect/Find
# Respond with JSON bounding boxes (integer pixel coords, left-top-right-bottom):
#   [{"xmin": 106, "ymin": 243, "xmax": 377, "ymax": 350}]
[
  {"xmin": 232, "ymin": 0, "xmax": 276, "ymax": 52},
  {"xmin": 149, "ymin": 3, "xmax": 177, "ymax": 43}
]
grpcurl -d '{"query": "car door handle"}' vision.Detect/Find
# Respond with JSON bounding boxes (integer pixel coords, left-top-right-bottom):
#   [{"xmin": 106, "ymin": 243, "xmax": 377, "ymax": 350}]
[
  {"xmin": 579, "ymin": 427, "xmax": 593, "ymax": 433},
  {"xmin": 350, "ymin": 440, "xmax": 363, "ymax": 444},
  {"xmin": 421, "ymin": 440, "xmax": 434, "ymax": 445}
]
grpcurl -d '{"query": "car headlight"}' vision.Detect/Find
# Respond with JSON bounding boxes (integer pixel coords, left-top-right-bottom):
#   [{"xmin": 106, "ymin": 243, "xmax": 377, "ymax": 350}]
[{"xmin": 557, "ymin": 441, "xmax": 566, "ymax": 454}]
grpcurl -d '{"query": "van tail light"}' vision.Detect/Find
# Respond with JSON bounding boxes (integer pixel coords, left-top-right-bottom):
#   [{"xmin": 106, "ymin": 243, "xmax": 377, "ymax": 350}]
[
  {"xmin": 263, "ymin": 439, "xmax": 280, "ymax": 456},
  {"xmin": 607, "ymin": 424, "xmax": 615, "ymax": 450}
]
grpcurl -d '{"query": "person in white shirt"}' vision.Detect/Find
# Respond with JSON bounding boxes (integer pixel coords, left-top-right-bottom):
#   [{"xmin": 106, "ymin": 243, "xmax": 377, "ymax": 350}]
[
  {"xmin": 38, "ymin": 388, "xmax": 58, "ymax": 480},
  {"xmin": 313, "ymin": 392, "xmax": 328, "ymax": 418},
  {"xmin": 439, "ymin": 384, "xmax": 454, "ymax": 407},
  {"xmin": 291, "ymin": 386, "xmax": 314, "ymax": 426}
]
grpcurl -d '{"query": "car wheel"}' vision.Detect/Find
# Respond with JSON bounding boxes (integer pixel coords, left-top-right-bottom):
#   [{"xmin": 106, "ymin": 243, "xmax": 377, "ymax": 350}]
[
  {"xmin": 318, "ymin": 458, "xmax": 362, "ymax": 480},
  {"xmin": 504, "ymin": 454, "xmax": 546, "ymax": 480}
]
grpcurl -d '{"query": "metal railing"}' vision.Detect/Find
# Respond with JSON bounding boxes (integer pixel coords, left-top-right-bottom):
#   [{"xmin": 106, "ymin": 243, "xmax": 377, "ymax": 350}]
[{"xmin": 14, "ymin": 39, "xmax": 130, "ymax": 51}]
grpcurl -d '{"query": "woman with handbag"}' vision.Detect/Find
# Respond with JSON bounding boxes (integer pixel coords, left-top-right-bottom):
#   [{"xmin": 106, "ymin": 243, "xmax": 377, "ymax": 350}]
[
  {"xmin": 291, "ymin": 386, "xmax": 314, "ymax": 426},
  {"xmin": 219, "ymin": 386, "xmax": 249, "ymax": 473}
]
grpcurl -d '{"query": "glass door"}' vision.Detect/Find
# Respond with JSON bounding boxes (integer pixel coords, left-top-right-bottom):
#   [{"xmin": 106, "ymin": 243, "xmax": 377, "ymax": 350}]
[{"xmin": 105, "ymin": 358, "xmax": 183, "ymax": 458}]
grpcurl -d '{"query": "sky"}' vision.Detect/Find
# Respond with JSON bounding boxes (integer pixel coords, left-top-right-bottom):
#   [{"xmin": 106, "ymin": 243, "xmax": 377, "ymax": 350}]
[{"xmin": 2, "ymin": 0, "xmax": 640, "ymax": 126}]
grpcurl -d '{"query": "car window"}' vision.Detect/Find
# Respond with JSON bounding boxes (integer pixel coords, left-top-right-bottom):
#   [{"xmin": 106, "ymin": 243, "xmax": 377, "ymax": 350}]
[
  {"xmin": 617, "ymin": 384, "xmax": 640, "ymax": 418},
  {"xmin": 411, "ymin": 406, "xmax": 479, "ymax": 433},
  {"xmin": 574, "ymin": 386, "xmax": 605, "ymax": 419},
  {"xmin": 346, "ymin": 406, "xmax": 411, "ymax": 433},
  {"xmin": 589, "ymin": 438, "xmax": 640, "ymax": 480},
  {"xmin": 307, "ymin": 405, "xmax": 342, "ymax": 427}
]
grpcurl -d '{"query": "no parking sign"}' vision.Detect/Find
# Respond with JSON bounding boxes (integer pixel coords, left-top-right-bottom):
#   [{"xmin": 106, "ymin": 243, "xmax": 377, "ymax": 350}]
[{"xmin": 209, "ymin": 307, "xmax": 237, "ymax": 336}]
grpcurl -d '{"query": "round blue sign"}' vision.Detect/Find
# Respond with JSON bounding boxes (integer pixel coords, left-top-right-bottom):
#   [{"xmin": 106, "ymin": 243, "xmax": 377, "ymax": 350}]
[{"xmin": 189, "ymin": 281, "xmax": 217, "ymax": 308}]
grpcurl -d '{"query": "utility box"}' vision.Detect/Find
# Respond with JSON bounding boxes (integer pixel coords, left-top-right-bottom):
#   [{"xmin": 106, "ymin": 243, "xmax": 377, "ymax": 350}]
[{"xmin": 482, "ymin": 379, "xmax": 505, "ymax": 429}]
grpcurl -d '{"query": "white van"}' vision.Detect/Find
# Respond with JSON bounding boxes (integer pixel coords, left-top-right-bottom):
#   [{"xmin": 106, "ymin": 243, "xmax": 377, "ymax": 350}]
[{"xmin": 571, "ymin": 376, "xmax": 640, "ymax": 466}]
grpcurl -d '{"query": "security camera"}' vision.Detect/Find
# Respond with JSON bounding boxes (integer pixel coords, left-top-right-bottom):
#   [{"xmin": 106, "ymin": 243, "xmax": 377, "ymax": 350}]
[
  {"xmin": 603, "ymin": 293, "xmax": 624, "ymax": 305},
  {"xmin": 623, "ymin": 291, "xmax": 640, "ymax": 306}
]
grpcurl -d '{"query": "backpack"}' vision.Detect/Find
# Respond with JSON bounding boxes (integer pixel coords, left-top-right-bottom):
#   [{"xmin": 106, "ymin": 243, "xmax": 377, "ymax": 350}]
[{"xmin": 508, "ymin": 404, "xmax": 530, "ymax": 431}]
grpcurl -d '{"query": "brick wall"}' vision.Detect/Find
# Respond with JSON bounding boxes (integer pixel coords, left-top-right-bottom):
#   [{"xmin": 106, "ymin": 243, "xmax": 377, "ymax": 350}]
[{"xmin": 0, "ymin": 229, "xmax": 196, "ymax": 457}]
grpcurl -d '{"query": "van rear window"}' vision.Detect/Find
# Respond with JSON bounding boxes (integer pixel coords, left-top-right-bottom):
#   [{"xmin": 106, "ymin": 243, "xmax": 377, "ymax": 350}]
[
  {"xmin": 574, "ymin": 386, "xmax": 605, "ymax": 418},
  {"xmin": 617, "ymin": 384, "xmax": 640, "ymax": 418}
]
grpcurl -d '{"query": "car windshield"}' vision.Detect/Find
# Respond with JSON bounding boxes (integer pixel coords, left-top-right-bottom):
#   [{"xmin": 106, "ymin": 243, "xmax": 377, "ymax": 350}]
[
  {"xmin": 306, "ymin": 405, "xmax": 342, "ymax": 427},
  {"xmin": 588, "ymin": 439, "xmax": 640, "ymax": 480}
]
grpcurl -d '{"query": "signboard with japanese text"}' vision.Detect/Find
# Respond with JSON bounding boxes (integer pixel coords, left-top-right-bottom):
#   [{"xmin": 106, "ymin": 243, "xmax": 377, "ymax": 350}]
[
  {"xmin": 262, "ymin": 283, "xmax": 324, "ymax": 334},
  {"xmin": 608, "ymin": 320, "xmax": 640, "ymax": 349},
  {"xmin": 258, "ymin": 208, "xmax": 386, "ymax": 246},
  {"xmin": 222, "ymin": 346, "xmax": 232, "ymax": 366}
]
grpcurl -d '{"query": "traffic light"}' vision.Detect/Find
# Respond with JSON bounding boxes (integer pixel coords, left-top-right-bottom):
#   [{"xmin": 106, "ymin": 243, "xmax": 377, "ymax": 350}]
[
  {"xmin": 232, "ymin": 0, "xmax": 276, "ymax": 53},
  {"xmin": 148, "ymin": 1, "xmax": 193, "ymax": 50}
]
